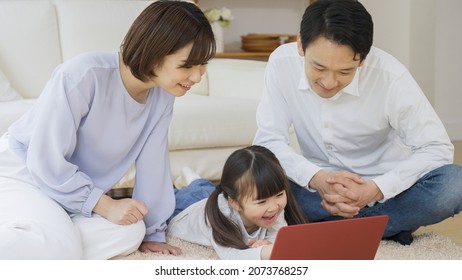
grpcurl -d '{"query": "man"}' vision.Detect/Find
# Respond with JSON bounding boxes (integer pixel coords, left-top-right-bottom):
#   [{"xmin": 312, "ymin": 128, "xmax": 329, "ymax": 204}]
[{"xmin": 253, "ymin": 0, "xmax": 462, "ymax": 245}]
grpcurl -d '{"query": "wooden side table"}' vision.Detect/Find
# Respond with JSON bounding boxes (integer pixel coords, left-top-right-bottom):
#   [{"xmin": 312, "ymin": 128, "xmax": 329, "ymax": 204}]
[{"xmin": 214, "ymin": 51, "xmax": 271, "ymax": 61}]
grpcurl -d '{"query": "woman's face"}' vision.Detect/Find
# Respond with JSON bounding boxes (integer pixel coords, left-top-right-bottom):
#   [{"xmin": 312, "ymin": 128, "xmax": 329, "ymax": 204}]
[
  {"xmin": 229, "ymin": 189, "xmax": 287, "ymax": 234},
  {"xmin": 150, "ymin": 43, "xmax": 207, "ymax": 97}
]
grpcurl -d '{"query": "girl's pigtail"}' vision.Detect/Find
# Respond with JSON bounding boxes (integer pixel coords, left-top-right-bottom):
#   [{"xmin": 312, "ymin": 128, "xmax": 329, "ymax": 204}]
[
  {"xmin": 284, "ymin": 186, "xmax": 310, "ymax": 225},
  {"xmin": 204, "ymin": 187, "xmax": 248, "ymax": 249}
]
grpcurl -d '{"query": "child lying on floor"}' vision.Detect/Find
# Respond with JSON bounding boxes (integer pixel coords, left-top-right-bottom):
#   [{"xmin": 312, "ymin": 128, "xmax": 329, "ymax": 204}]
[{"xmin": 167, "ymin": 145, "xmax": 308, "ymax": 260}]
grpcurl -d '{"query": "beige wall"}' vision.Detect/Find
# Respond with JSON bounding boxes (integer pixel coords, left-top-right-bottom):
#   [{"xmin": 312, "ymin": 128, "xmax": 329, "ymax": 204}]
[
  {"xmin": 199, "ymin": 0, "xmax": 308, "ymax": 51},
  {"xmin": 356, "ymin": 0, "xmax": 462, "ymax": 140},
  {"xmin": 3, "ymin": 0, "xmax": 458, "ymax": 139},
  {"xmin": 434, "ymin": 0, "xmax": 462, "ymax": 140},
  {"xmin": 201, "ymin": 0, "xmax": 462, "ymax": 140}
]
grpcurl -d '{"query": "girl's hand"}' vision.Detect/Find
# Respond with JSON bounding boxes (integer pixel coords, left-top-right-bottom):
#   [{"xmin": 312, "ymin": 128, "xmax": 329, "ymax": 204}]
[
  {"xmin": 248, "ymin": 239, "xmax": 273, "ymax": 260},
  {"xmin": 260, "ymin": 244, "xmax": 274, "ymax": 260},
  {"xmin": 93, "ymin": 194, "xmax": 149, "ymax": 225},
  {"xmin": 248, "ymin": 238, "xmax": 272, "ymax": 248},
  {"xmin": 139, "ymin": 241, "xmax": 183, "ymax": 256}
]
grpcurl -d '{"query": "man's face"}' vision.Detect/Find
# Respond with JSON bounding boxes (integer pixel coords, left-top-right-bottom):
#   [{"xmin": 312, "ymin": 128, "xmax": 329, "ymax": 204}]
[{"xmin": 298, "ymin": 36, "xmax": 363, "ymax": 99}]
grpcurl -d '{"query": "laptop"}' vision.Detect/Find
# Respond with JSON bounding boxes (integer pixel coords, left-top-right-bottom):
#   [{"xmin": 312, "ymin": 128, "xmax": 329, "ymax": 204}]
[{"xmin": 269, "ymin": 215, "xmax": 388, "ymax": 260}]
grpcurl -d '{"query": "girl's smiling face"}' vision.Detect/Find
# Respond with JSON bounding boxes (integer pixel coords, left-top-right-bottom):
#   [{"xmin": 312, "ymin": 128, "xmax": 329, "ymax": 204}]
[
  {"xmin": 149, "ymin": 43, "xmax": 207, "ymax": 97},
  {"xmin": 229, "ymin": 189, "xmax": 288, "ymax": 234}
]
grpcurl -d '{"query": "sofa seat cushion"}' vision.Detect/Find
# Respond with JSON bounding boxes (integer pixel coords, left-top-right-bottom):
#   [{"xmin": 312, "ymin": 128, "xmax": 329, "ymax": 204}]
[
  {"xmin": 0, "ymin": 68, "xmax": 22, "ymax": 102},
  {"xmin": 0, "ymin": 99, "xmax": 36, "ymax": 135},
  {"xmin": 168, "ymin": 94, "xmax": 259, "ymax": 151}
]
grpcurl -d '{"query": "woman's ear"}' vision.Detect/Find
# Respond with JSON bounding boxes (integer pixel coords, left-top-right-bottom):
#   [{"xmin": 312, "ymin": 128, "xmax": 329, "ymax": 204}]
[
  {"xmin": 228, "ymin": 197, "xmax": 241, "ymax": 212},
  {"xmin": 297, "ymin": 35, "xmax": 305, "ymax": 56}
]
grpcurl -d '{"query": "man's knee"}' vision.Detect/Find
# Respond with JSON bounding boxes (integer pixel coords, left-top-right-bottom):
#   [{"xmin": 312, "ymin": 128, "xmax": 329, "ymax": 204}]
[{"xmin": 423, "ymin": 164, "xmax": 462, "ymax": 217}]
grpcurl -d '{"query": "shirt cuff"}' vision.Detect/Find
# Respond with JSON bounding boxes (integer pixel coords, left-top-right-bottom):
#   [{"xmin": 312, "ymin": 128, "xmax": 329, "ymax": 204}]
[
  {"xmin": 81, "ymin": 187, "xmax": 105, "ymax": 217},
  {"xmin": 293, "ymin": 160, "xmax": 322, "ymax": 191},
  {"xmin": 143, "ymin": 224, "xmax": 167, "ymax": 243},
  {"xmin": 372, "ymin": 173, "xmax": 402, "ymax": 202}
]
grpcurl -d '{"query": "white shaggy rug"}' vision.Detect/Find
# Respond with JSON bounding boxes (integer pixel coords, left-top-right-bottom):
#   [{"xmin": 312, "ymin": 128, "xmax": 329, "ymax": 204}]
[{"xmin": 115, "ymin": 232, "xmax": 462, "ymax": 260}]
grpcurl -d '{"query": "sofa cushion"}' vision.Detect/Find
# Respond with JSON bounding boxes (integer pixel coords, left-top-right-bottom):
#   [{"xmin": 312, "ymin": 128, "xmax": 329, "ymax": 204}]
[
  {"xmin": 188, "ymin": 71, "xmax": 209, "ymax": 96},
  {"xmin": 168, "ymin": 94, "xmax": 259, "ymax": 150},
  {"xmin": 0, "ymin": 1, "xmax": 61, "ymax": 99},
  {"xmin": 0, "ymin": 68, "xmax": 22, "ymax": 102},
  {"xmin": 0, "ymin": 99, "xmax": 35, "ymax": 136},
  {"xmin": 207, "ymin": 58, "xmax": 267, "ymax": 100},
  {"xmin": 55, "ymin": 0, "xmax": 154, "ymax": 61}
]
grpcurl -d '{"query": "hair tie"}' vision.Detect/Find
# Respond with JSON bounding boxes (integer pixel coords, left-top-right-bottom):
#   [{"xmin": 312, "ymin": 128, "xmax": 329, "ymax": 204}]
[{"xmin": 216, "ymin": 184, "xmax": 224, "ymax": 193}]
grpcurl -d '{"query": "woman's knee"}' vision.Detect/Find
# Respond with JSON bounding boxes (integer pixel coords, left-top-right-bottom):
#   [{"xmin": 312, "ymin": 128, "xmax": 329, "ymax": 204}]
[
  {"xmin": 0, "ymin": 179, "xmax": 83, "ymax": 259},
  {"xmin": 105, "ymin": 220, "xmax": 146, "ymax": 258},
  {"xmin": 106, "ymin": 220, "xmax": 146, "ymax": 252},
  {"xmin": 123, "ymin": 220, "xmax": 146, "ymax": 245},
  {"xmin": 0, "ymin": 220, "xmax": 82, "ymax": 259}
]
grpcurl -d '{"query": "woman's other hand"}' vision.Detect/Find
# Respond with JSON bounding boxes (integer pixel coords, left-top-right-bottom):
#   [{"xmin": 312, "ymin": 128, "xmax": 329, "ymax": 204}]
[{"xmin": 94, "ymin": 194, "xmax": 148, "ymax": 225}]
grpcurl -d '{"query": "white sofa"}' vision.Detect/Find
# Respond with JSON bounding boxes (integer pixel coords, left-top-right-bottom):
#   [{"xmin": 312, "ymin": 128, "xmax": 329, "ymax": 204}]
[{"xmin": 0, "ymin": 0, "xmax": 273, "ymax": 189}]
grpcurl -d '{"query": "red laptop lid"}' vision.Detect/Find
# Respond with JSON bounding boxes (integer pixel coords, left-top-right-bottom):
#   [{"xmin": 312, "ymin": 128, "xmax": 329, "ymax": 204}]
[{"xmin": 269, "ymin": 215, "xmax": 389, "ymax": 260}]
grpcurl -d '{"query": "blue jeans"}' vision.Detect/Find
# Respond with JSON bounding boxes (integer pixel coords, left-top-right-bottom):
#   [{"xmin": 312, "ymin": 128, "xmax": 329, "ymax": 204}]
[
  {"xmin": 290, "ymin": 164, "xmax": 462, "ymax": 237},
  {"xmin": 170, "ymin": 179, "xmax": 216, "ymax": 221}
]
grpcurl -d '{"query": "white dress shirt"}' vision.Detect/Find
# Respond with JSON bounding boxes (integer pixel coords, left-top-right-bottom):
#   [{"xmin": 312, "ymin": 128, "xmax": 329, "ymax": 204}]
[{"xmin": 254, "ymin": 42, "xmax": 453, "ymax": 202}]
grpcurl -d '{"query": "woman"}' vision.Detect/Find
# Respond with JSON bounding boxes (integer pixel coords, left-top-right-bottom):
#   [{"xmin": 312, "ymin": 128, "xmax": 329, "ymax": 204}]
[{"xmin": 0, "ymin": 0, "xmax": 215, "ymax": 259}]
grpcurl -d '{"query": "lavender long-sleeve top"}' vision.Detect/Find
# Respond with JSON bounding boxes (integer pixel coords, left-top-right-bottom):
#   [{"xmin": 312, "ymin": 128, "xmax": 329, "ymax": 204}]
[{"xmin": 8, "ymin": 51, "xmax": 175, "ymax": 242}]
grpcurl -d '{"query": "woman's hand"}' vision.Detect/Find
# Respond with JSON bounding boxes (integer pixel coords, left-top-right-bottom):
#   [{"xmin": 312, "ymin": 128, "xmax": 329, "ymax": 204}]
[
  {"xmin": 139, "ymin": 241, "xmax": 183, "ymax": 256},
  {"xmin": 93, "ymin": 194, "xmax": 149, "ymax": 225}
]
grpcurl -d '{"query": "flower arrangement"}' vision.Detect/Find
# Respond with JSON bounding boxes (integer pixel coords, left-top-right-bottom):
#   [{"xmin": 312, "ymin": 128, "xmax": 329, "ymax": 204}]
[{"xmin": 203, "ymin": 7, "xmax": 233, "ymax": 28}]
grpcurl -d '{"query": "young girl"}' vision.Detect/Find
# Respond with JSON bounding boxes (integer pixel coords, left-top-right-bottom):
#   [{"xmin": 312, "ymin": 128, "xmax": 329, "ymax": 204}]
[
  {"xmin": 168, "ymin": 145, "xmax": 308, "ymax": 260},
  {"xmin": 0, "ymin": 0, "xmax": 215, "ymax": 259}
]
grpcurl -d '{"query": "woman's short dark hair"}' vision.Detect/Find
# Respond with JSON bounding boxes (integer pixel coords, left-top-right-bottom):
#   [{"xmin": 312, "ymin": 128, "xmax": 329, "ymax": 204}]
[
  {"xmin": 300, "ymin": 0, "xmax": 373, "ymax": 61},
  {"xmin": 121, "ymin": 0, "xmax": 215, "ymax": 81}
]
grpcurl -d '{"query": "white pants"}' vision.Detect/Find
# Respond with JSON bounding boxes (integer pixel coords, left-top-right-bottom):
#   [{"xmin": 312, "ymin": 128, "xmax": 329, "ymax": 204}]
[{"xmin": 0, "ymin": 135, "xmax": 145, "ymax": 259}]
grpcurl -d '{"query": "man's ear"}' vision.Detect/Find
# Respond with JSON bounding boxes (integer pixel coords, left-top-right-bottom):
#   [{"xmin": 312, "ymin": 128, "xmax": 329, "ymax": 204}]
[
  {"xmin": 228, "ymin": 197, "xmax": 241, "ymax": 212},
  {"xmin": 297, "ymin": 35, "xmax": 305, "ymax": 56}
]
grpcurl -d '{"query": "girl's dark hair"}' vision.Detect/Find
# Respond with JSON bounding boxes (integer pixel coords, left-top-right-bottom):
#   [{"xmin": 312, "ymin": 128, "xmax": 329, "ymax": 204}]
[
  {"xmin": 121, "ymin": 0, "xmax": 215, "ymax": 81},
  {"xmin": 300, "ymin": 0, "xmax": 373, "ymax": 61},
  {"xmin": 205, "ymin": 145, "xmax": 308, "ymax": 249}
]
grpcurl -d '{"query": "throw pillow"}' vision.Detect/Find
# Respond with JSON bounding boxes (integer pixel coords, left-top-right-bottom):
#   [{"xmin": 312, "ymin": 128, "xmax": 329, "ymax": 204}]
[{"xmin": 0, "ymin": 68, "xmax": 22, "ymax": 102}]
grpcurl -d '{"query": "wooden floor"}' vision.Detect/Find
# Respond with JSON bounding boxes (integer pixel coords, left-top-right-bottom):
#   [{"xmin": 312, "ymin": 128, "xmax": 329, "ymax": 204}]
[{"xmin": 415, "ymin": 141, "xmax": 462, "ymax": 245}]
